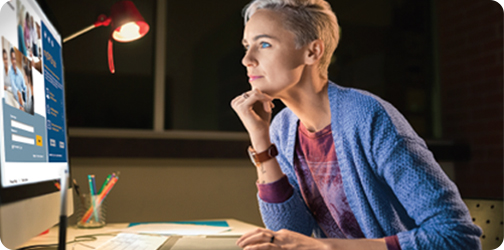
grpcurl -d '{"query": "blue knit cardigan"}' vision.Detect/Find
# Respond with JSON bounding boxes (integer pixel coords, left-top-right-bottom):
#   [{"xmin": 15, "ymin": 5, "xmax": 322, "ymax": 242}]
[{"xmin": 259, "ymin": 82, "xmax": 482, "ymax": 250}]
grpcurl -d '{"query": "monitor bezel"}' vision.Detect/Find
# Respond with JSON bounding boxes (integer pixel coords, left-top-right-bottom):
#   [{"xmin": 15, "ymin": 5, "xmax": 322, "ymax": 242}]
[{"xmin": 0, "ymin": 0, "xmax": 73, "ymax": 248}]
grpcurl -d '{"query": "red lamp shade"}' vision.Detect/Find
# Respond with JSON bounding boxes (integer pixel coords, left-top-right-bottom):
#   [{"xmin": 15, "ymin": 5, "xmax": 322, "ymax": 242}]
[
  {"xmin": 110, "ymin": 1, "xmax": 149, "ymax": 42},
  {"xmin": 107, "ymin": 1, "xmax": 149, "ymax": 73}
]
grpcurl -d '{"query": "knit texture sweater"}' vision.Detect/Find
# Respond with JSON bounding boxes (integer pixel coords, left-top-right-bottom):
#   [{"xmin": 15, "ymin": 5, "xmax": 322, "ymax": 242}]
[{"xmin": 258, "ymin": 81, "xmax": 482, "ymax": 250}]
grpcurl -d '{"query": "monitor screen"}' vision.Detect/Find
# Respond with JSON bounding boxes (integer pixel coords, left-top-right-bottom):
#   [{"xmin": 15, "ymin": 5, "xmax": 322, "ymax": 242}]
[{"xmin": 0, "ymin": 0, "xmax": 73, "ymax": 248}]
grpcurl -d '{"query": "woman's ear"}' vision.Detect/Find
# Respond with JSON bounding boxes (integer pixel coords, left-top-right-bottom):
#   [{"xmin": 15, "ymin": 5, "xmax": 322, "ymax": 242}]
[{"xmin": 305, "ymin": 39, "xmax": 324, "ymax": 65}]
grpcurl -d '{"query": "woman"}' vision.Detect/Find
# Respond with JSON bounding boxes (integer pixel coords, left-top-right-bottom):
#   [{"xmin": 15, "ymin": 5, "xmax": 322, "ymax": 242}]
[{"xmin": 230, "ymin": 0, "xmax": 482, "ymax": 249}]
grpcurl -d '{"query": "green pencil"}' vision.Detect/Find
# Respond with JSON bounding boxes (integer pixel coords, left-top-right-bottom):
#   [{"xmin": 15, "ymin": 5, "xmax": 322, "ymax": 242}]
[{"xmin": 98, "ymin": 174, "xmax": 112, "ymax": 194}]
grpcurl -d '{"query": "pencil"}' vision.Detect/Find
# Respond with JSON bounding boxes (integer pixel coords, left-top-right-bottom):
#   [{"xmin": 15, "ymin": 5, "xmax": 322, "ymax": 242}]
[
  {"xmin": 87, "ymin": 175, "xmax": 100, "ymax": 223},
  {"xmin": 98, "ymin": 174, "xmax": 112, "ymax": 194},
  {"xmin": 80, "ymin": 176, "xmax": 119, "ymax": 224}
]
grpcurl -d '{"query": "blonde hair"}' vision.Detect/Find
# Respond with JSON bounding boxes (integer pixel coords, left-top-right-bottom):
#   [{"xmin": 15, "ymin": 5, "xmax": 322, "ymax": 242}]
[{"xmin": 243, "ymin": 0, "xmax": 340, "ymax": 78}]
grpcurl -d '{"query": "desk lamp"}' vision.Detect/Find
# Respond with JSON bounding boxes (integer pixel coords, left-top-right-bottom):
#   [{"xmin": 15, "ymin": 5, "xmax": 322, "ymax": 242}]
[{"xmin": 63, "ymin": 0, "xmax": 149, "ymax": 73}]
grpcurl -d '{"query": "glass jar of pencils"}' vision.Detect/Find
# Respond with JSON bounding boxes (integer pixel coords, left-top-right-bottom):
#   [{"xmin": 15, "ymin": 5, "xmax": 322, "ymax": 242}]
[{"xmin": 76, "ymin": 193, "xmax": 106, "ymax": 228}]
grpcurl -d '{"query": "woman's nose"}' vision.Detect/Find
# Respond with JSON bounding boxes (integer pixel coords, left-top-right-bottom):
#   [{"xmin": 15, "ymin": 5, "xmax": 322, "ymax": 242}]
[{"xmin": 242, "ymin": 49, "xmax": 257, "ymax": 67}]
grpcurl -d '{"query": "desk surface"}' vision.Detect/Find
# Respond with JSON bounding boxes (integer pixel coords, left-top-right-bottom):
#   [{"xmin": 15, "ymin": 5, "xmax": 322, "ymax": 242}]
[{"xmin": 20, "ymin": 219, "xmax": 259, "ymax": 250}]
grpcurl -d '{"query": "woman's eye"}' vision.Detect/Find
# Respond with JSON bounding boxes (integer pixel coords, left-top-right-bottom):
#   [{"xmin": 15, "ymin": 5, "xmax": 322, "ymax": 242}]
[
  {"xmin": 260, "ymin": 42, "xmax": 271, "ymax": 48},
  {"xmin": 243, "ymin": 45, "xmax": 249, "ymax": 51}
]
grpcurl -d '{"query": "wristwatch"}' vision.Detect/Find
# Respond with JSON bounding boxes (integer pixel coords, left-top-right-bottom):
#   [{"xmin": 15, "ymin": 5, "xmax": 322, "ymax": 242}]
[{"xmin": 248, "ymin": 144, "xmax": 278, "ymax": 167}]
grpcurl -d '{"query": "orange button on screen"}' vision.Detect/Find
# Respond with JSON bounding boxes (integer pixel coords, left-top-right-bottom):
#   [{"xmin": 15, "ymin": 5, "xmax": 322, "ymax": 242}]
[{"xmin": 36, "ymin": 135, "xmax": 43, "ymax": 146}]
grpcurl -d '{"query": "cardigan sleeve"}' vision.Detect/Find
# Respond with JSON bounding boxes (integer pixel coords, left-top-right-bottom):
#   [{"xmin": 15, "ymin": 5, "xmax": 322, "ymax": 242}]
[
  {"xmin": 369, "ymin": 101, "xmax": 482, "ymax": 250},
  {"xmin": 255, "ymin": 111, "xmax": 319, "ymax": 236},
  {"xmin": 257, "ymin": 189, "xmax": 318, "ymax": 236}
]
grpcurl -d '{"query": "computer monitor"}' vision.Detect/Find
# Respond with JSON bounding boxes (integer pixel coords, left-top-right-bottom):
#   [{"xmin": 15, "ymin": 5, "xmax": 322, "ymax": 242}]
[{"xmin": 0, "ymin": 0, "xmax": 73, "ymax": 249}]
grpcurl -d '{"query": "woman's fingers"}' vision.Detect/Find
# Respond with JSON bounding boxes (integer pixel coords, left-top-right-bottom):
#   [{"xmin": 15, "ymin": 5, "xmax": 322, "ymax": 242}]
[
  {"xmin": 234, "ymin": 90, "xmax": 272, "ymax": 110},
  {"xmin": 237, "ymin": 228, "xmax": 276, "ymax": 249},
  {"xmin": 230, "ymin": 89, "xmax": 274, "ymax": 133},
  {"xmin": 237, "ymin": 228, "xmax": 263, "ymax": 245},
  {"xmin": 243, "ymin": 243, "xmax": 278, "ymax": 250},
  {"xmin": 237, "ymin": 228, "xmax": 331, "ymax": 250}
]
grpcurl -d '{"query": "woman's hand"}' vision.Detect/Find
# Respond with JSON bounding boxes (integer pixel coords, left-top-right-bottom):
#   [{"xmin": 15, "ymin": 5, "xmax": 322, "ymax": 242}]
[
  {"xmin": 231, "ymin": 89, "xmax": 274, "ymax": 150},
  {"xmin": 231, "ymin": 89, "xmax": 274, "ymax": 134},
  {"xmin": 236, "ymin": 228, "xmax": 328, "ymax": 250}
]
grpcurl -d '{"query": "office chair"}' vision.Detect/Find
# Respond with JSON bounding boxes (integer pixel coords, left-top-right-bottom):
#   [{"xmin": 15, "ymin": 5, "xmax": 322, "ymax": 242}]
[{"xmin": 463, "ymin": 199, "xmax": 503, "ymax": 250}]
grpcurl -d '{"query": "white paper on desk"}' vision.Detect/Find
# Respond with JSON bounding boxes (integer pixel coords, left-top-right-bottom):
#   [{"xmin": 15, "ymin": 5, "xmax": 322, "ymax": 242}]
[{"xmin": 121, "ymin": 223, "xmax": 232, "ymax": 236}]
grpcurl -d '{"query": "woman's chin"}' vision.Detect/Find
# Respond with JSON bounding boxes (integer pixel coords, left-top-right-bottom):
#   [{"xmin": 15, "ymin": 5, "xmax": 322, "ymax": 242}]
[
  {"xmin": 250, "ymin": 81, "xmax": 281, "ymax": 97},
  {"xmin": 251, "ymin": 86, "xmax": 271, "ymax": 96}
]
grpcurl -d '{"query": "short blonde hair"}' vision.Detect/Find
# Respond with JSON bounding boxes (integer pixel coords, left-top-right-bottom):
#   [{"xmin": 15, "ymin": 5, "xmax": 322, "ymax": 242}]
[{"xmin": 243, "ymin": 0, "xmax": 340, "ymax": 78}]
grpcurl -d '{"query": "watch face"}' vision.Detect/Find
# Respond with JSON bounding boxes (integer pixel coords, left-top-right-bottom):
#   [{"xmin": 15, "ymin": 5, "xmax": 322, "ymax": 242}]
[{"xmin": 248, "ymin": 147, "xmax": 259, "ymax": 167}]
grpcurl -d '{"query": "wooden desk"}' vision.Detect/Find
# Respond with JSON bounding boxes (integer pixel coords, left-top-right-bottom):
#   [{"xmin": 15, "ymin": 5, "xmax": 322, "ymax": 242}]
[{"xmin": 19, "ymin": 219, "xmax": 259, "ymax": 250}]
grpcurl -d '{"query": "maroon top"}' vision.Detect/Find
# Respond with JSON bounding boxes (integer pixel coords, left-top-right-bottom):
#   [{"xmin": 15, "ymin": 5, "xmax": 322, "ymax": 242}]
[
  {"xmin": 257, "ymin": 122, "xmax": 401, "ymax": 249},
  {"xmin": 293, "ymin": 122, "xmax": 364, "ymax": 238}
]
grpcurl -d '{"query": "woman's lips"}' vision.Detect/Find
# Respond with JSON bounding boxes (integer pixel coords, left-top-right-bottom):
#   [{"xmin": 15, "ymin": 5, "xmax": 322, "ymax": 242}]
[{"xmin": 248, "ymin": 76, "xmax": 263, "ymax": 82}]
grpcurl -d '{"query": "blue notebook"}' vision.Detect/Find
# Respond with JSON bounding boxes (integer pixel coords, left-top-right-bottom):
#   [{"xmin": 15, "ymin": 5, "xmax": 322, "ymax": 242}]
[{"xmin": 128, "ymin": 220, "xmax": 229, "ymax": 228}]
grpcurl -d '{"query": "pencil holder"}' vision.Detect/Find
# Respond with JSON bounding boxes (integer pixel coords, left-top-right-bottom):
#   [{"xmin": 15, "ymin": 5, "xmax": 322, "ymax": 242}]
[{"xmin": 76, "ymin": 194, "xmax": 106, "ymax": 228}]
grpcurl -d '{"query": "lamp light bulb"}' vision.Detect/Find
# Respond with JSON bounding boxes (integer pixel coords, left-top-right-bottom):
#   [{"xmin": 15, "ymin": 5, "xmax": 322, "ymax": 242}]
[{"xmin": 113, "ymin": 22, "xmax": 141, "ymax": 42}]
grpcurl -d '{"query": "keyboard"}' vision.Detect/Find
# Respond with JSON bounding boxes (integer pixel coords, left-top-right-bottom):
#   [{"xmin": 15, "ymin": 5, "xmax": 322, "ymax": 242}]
[{"xmin": 95, "ymin": 233, "xmax": 169, "ymax": 250}]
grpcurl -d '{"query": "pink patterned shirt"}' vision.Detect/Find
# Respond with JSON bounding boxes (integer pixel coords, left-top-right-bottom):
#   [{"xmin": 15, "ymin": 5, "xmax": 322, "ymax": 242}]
[{"xmin": 257, "ymin": 122, "xmax": 400, "ymax": 250}]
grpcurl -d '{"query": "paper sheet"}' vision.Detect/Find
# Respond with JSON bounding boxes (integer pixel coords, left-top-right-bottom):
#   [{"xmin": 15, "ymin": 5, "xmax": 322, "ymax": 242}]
[
  {"xmin": 170, "ymin": 238, "xmax": 241, "ymax": 250},
  {"xmin": 121, "ymin": 223, "xmax": 232, "ymax": 236}
]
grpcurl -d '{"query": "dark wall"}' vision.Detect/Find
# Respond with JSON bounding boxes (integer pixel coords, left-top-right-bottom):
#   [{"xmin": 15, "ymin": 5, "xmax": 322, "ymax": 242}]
[
  {"xmin": 437, "ymin": 0, "xmax": 503, "ymax": 199},
  {"xmin": 37, "ymin": 0, "xmax": 503, "ymax": 199}
]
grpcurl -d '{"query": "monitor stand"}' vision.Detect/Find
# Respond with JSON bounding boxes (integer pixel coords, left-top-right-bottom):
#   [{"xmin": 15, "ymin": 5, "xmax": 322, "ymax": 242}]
[{"xmin": 58, "ymin": 169, "xmax": 69, "ymax": 250}]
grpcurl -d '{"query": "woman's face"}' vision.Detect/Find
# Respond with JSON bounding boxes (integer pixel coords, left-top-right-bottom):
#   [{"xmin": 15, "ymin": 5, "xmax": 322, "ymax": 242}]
[{"xmin": 241, "ymin": 9, "xmax": 307, "ymax": 98}]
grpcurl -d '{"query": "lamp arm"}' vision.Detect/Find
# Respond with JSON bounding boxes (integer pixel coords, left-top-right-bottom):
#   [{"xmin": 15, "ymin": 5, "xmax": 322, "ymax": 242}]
[
  {"xmin": 63, "ymin": 15, "xmax": 112, "ymax": 43},
  {"xmin": 63, "ymin": 24, "xmax": 97, "ymax": 43}
]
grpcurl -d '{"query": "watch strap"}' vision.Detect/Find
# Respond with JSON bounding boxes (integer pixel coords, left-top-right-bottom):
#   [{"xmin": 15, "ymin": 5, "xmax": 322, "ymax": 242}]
[{"xmin": 248, "ymin": 144, "xmax": 278, "ymax": 166}]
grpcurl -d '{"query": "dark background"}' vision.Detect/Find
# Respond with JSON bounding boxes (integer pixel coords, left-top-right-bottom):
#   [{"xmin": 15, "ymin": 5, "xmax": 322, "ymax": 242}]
[{"xmin": 36, "ymin": 0, "xmax": 502, "ymax": 199}]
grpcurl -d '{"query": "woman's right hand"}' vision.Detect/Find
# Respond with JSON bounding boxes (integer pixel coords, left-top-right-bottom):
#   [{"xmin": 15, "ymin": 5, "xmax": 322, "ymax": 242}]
[{"xmin": 231, "ymin": 89, "xmax": 274, "ymax": 150}]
